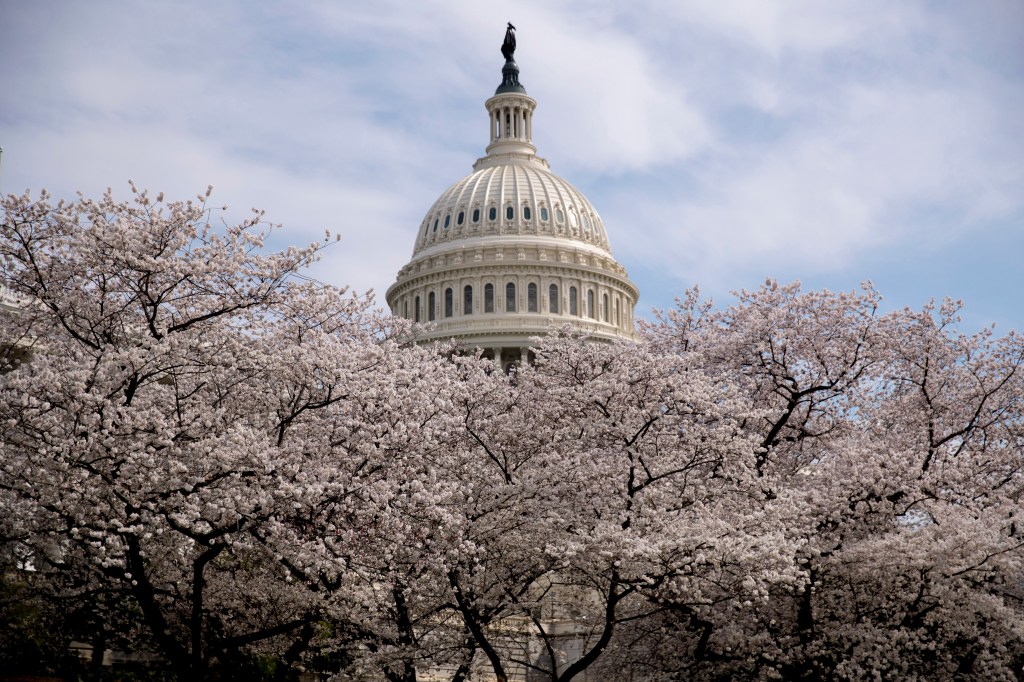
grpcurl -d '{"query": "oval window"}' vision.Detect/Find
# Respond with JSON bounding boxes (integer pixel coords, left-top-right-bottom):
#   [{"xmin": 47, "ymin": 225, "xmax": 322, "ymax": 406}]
[
  {"xmin": 457, "ymin": 211, "xmax": 465, "ymax": 225},
  {"xmin": 540, "ymin": 207, "xmax": 549, "ymax": 221},
  {"xmin": 433, "ymin": 218, "xmax": 439, "ymax": 232},
  {"xmin": 523, "ymin": 206, "xmax": 532, "ymax": 220},
  {"xmin": 489, "ymin": 207, "xmax": 497, "ymax": 221},
  {"xmin": 444, "ymin": 214, "xmax": 451, "ymax": 229},
  {"xmin": 506, "ymin": 206, "xmax": 514, "ymax": 220},
  {"xmin": 472, "ymin": 208, "xmax": 480, "ymax": 222},
  {"xmin": 556, "ymin": 209, "xmax": 564, "ymax": 224}
]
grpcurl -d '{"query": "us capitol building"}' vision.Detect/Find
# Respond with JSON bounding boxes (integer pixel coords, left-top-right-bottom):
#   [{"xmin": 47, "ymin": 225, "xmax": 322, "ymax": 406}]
[{"xmin": 385, "ymin": 25, "xmax": 638, "ymax": 368}]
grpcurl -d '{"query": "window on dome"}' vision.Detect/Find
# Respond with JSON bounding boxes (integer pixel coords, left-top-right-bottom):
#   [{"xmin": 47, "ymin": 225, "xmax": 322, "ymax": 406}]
[
  {"xmin": 472, "ymin": 208, "xmax": 480, "ymax": 223},
  {"xmin": 506, "ymin": 283, "xmax": 516, "ymax": 312},
  {"xmin": 433, "ymin": 218, "xmax": 438, "ymax": 233},
  {"xmin": 489, "ymin": 207, "xmax": 497, "ymax": 221},
  {"xmin": 549, "ymin": 284, "xmax": 559, "ymax": 314},
  {"xmin": 587, "ymin": 290, "xmax": 595, "ymax": 318},
  {"xmin": 540, "ymin": 207, "xmax": 549, "ymax": 221},
  {"xmin": 484, "ymin": 283, "xmax": 494, "ymax": 313},
  {"xmin": 457, "ymin": 211, "xmax": 465, "ymax": 226},
  {"xmin": 444, "ymin": 288, "xmax": 453, "ymax": 317},
  {"xmin": 527, "ymin": 283, "xmax": 537, "ymax": 312},
  {"xmin": 444, "ymin": 214, "xmax": 451, "ymax": 229},
  {"xmin": 506, "ymin": 206, "xmax": 514, "ymax": 220},
  {"xmin": 583, "ymin": 214, "xmax": 591, "ymax": 231},
  {"xmin": 464, "ymin": 285, "xmax": 473, "ymax": 315},
  {"xmin": 523, "ymin": 206, "xmax": 532, "ymax": 221},
  {"xmin": 428, "ymin": 292, "xmax": 436, "ymax": 321},
  {"xmin": 602, "ymin": 294, "xmax": 608, "ymax": 322},
  {"xmin": 415, "ymin": 296, "xmax": 421, "ymax": 323},
  {"xmin": 569, "ymin": 287, "xmax": 578, "ymax": 316},
  {"xmin": 556, "ymin": 209, "xmax": 564, "ymax": 224}
]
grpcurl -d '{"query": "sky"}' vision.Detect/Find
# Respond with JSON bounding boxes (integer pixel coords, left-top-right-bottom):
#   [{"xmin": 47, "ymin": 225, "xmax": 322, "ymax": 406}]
[{"xmin": 2, "ymin": 0, "xmax": 1022, "ymax": 333}]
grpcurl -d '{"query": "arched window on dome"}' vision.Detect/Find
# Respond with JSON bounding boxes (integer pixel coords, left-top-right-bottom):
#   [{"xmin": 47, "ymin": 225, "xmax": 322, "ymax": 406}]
[
  {"xmin": 464, "ymin": 285, "xmax": 473, "ymax": 315},
  {"xmin": 506, "ymin": 282, "xmax": 516, "ymax": 312},
  {"xmin": 484, "ymin": 283, "xmax": 494, "ymax": 313},
  {"xmin": 569, "ymin": 287, "xmax": 578, "ymax": 316},
  {"xmin": 549, "ymin": 284, "xmax": 559, "ymax": 314},
  {"xmin": 587, "ymin": 290, "xmax": 595, "ymax": 318},
  {"xmin": 506, "ymin": 206, "xmax": 514, "ymax": 221},
  {"xmin": 472, "ymin": 208, "xmax": 481, "ymax": 223},
  {"xmin": 527, "ymin": 283, "xmax": 537, "ymax": 312},
  {"xmin": 602, "ymin": 293, "xmax": 608, "ymax": 322},
  {"xmin": 488, "ymin": 207, "xmax": 497, "ymax": 221},
  {"xmin": 414, "ymin": 295, "xmax": 421, "ymax": 323},
  {"xmin": 444, "ymin": 214, "xmax": 451, "ymax": 229},
  {"xmin": 523, "ymin": 205, "xmax": 532, "ymax": 221},
  {"xmin": 556, "ymin": 208, "xmax": 565, "ymax": 224},
  {"xmin": 457, "ymin": 211, "xmax": 465, "ymax": 226},
  {"xmin": 444, "ymin": 288, "xmax": 453, "ymax": 317},
  {"xmin": 432, "ymin": 218, "xmax": 438, "ymax": 233},
  {"xmin": 540, "ymin": 207, "xmax": 549, "ymax": 222},
  {"xmin": 428, "ymin": 292, "xmax": 436, "ymax": 321}
]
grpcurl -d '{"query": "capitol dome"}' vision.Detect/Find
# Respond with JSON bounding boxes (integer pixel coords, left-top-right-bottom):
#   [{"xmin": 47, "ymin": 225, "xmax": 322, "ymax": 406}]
[{"xmin": 386, "ymin": 27, "xmax": 638, "ymax": 368}]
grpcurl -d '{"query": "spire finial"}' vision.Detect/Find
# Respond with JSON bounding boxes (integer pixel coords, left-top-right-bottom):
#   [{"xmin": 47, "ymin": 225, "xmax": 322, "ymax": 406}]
[{"xmin": 496, "ymin": 23, "xmax": 526, "ymax": 94}]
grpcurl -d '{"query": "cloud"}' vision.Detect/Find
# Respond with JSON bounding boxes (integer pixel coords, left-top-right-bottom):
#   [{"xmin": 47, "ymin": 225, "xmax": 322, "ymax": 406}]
[
  {"xmin": 1, "ymin": 0, "xmax": 1021, "ymax": 331},
  {"xmin": 597, "ymin": 0, "xmax": 1024, "ymax": 319}
]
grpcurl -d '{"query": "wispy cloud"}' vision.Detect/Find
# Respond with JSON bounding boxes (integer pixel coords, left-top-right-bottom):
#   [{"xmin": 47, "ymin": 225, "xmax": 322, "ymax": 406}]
[{"xmin": 1, "ymin": 0, "xmax": 1020, "ymax": 329}]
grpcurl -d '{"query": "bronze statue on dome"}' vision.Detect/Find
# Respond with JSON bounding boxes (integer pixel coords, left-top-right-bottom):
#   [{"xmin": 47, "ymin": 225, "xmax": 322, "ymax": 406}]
[{"xmin": 501, "ymin": 22, "xmax": 516, "ymax": 61}]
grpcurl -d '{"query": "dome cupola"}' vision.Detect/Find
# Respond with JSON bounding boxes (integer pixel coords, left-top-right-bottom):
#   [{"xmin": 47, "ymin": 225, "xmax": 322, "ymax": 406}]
[{"xmin": 386, "ymin": 25, "xmax": 638, "ymax": 368}]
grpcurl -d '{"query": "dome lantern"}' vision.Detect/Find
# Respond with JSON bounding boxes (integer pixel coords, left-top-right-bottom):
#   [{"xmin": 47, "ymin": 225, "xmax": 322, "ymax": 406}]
[{"xmin": 481, "ymin": 23, "xmax": 538, "ymax": 163}]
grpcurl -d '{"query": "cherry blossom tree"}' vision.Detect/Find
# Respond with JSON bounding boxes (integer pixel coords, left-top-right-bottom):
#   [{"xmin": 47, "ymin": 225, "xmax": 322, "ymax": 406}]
[
  {"xmin": 0, "ymin": 185, "xmax": 409, "ymax": 679},
  {"xmin": 3, "ymin": 185, "xmax": 1021, "ymax": 681},
  {"xmin": 631, "ymin": 283, "xmax": 1024, "ymax": 680},
  {"xmin": 381, "ymin": 333, "xmax": 785, "ymax": 682}
]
